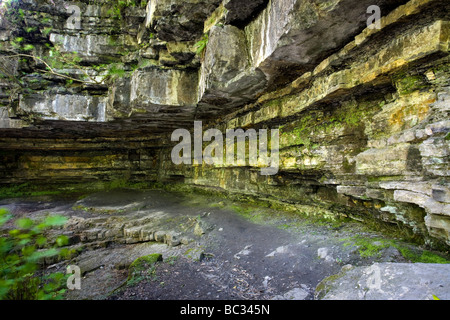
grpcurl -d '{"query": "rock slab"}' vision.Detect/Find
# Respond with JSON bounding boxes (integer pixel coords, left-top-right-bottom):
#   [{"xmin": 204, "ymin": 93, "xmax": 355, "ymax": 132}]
[{"xmin": 315, "ymin": 263, "xmax": 450, "ymax": 300}]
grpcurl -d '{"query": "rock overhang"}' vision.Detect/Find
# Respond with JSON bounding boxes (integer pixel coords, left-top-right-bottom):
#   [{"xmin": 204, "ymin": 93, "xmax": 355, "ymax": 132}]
[{"xmin": 0, "ymin": 0, "xmax": 449, "ymax": 248}]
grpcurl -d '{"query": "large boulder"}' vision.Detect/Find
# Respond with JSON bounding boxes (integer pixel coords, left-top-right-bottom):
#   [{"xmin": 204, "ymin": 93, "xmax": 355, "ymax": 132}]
[
  {"xmin": 245, "ymin": 0, "xmax": 409, "ymax": 86},
  {"xmin": 315, "ymin": 263, "xmax": 450, "ymax": 300},
  {"xmin": 145, "ymin": 0, "xmax": 221, "ymax": 41},
  {"xmin": 198, "ymin": 25, "xmax": 267, "ymax": 113},
  {"xmin": 223, "ymin": 0, "xmax": 268, "ymax": 26}
]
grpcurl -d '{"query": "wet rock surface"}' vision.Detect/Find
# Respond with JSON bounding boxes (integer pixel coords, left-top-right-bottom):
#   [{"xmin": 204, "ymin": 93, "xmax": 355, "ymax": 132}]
[{"xmin": 1, "ymin": 188, "xmax": 447, "ymax": 300}]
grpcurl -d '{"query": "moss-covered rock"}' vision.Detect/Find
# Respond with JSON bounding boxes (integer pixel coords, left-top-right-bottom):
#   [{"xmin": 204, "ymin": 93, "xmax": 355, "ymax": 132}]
[{"xmin": 128, "ymin": 253, "xmax": 163, "ymax": 281}]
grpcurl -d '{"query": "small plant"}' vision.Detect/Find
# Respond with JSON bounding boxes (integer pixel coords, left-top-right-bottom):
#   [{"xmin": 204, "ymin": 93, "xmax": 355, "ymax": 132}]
[
  {"xmin": 165, "ymin": 256, "xmax": 178, "ymax": 266},
  {"xmin": 194, "ymin": 33, "xmax": 209, "ymax": 57},
  {"xmin": 22, "ymin": 44, "xmax": 34, "ymax": 51},
  {"xmin": 25, "ymin": 27, "xmax": 37, "ymax": 33},
  {"xmin": 41, "ymin": 27, "xmax": 53, "ymax": 37},
  {"xmin": 0, "ymin": 208, "xmax": 70, "ymax": 300},
  {"xmin": 107, "ymin": 0, "xmax": 137, "ymax": 20},
  {"xmin": 107, "ymin": 64, "xmax": 127, "ymax": 79}
]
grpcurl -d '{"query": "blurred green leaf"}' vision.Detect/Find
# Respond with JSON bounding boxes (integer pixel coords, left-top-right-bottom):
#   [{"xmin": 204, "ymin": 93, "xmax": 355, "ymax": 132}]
[
  {"xmin": 5, "ymin": 254, "xmax": 20, "ymax": 268},
  {"xmin": 17, "ymin": 232, "xmax": 32, "ymax": 240},
  {"xmin": 21, "ymin": 245, "xmax": 36, "ymax": 257},
  {"xmin": 23, "ymin": 44, "xmax": 34, "ymax": 51},
  {"xmin": 9, "ymin": 229, "xmax": 20, "ymax": 237},
  {"xmin": 0, "ymin": 208, "xmax": 12, "ymax": 226},
  {"xmin": 43, "ymin": 215, "xmax": 67, "ymax": 227},
  {"xmin": 28, "ymin": 248, "xmax": 58, "ymax": 262},
  {"xmin": 0, "ymin": 238, "xmax": 12, "ymax": 254},
  {"xmin": 55, "ymin": 235, "xmax": 69, "ymax": 247},
  {"xmin": 42, "ymin": 27, "xmax": 53, "ymax": 36},
  {"xmin": 17, "ymin": 262, "xmax": 37, "ymax": 275},
  {"xmin": 36, "ymin": 235, "xmax": 47, "ymax": 246},
  {"xmin": 17, "ymin": 239, "xmax": 31, "ymax": 246},
  {"xmin": 15, "ymin": 218, "xmax": 33, "ymax": 229},
  {"xmin": 0, "ymin": 209, "xmax": 68, "ymax": 300},
  {"xmin": 0, "ymin": 280, "xmax": 14, "ymax": 299}
]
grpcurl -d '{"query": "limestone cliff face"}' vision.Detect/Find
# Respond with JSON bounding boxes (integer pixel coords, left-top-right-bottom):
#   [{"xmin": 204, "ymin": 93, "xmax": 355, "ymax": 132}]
[{"xmin": 0, "ymin": 0, "xmax": 449, "ymax": 248}]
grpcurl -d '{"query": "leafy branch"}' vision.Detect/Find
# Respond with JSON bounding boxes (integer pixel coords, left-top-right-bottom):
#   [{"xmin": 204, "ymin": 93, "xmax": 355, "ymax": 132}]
[
  {"xmin": 0, "ymin": 208, "xmax": 70, "ymax": 300},
  {"xmin": 2, "ymin": 52, "xmax": 103, "ymax": 84}
]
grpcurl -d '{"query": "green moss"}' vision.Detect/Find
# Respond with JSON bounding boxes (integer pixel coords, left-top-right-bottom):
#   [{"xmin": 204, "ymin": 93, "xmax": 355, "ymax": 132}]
[
  {"xmin": 392, "ymin": 72, "xmax": 427, "ymax": 95},
  {"xmin": 0, "ymin": 183, "xmax": 65, "ymax": 199},
  {"xmin": 280, "ymin": 114, "xmax": 314, "ymax": 148},
  {"xmin": 107, "ymin": 63, "xmax": 127, "ymax": 79},
  {"xmin": 0, "ymin": 179, "xmax": 155, "ymax": 200},
  {"xmin": 315, "ymin": 271, "xmax": 348, "ymax": 300},
  {"xmin": 279, "ymin": 99, "xmax": 371, "ymax": 151},
  {"xmin": 127, "ymin": 253, "xmax": 163, "ymax": 284},
  {"xmin": 107, "ymin": 0, "xmax": 137, "ymax": 19},
  {"xmin": 347, "ymin": 238, "xmax": 391, "ymax": 258},
  {"xmin": 342, "ymin": 236, "xmax": 450, "ymax": 262},
  {"xmin": 330, "ymin": 101, "xmax": 372, "ymax": 129},
  {"xmin": 396, "ymin": 247, "xmax": 449, "ymax": 264},
  {"xmin": 230, "ymin": 204, "xmax": 266, "ymax": 224},
  {"xmin": 129, "ymin": 254, "xmax": 163, "ymax": 273},
  {"xmin": 183, "ymin": 247, "xmax": 205, "ymax": 261},
  {"xmin": 138, "ymin": 58, "xmax": 158, "ymax": 69},
  {"xmin": 367, "ymin": 176, "xmax": 402, "ymax": 183}
]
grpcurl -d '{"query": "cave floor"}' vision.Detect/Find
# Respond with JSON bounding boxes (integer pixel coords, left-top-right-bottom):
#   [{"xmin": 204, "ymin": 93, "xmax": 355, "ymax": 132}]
[{"xmin": 0, "ymin": 188, "xmax": 447, "ymax": 300}]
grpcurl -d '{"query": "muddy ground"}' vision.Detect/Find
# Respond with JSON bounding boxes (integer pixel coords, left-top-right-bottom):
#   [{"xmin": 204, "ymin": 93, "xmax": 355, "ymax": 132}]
[{"xmin": 0, "ymin": 188, "xmax": 447, "ymax": 300}]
